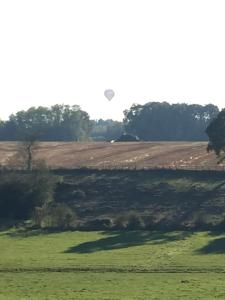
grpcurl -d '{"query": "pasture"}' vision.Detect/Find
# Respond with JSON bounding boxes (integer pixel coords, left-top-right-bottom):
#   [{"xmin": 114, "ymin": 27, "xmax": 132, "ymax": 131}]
[
  {"xmin": 1, "ymin": 141, "xmax": 225, "ymax": 298},
  {"xmin": 1, "ymin": 230, "xmax": 225, "ymax": 299}
]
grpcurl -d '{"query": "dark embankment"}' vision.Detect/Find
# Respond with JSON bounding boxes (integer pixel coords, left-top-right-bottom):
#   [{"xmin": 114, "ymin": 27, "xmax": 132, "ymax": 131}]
[{"xmin": 53, "ymin": 169, "xmax": 225, "ymax": 230}]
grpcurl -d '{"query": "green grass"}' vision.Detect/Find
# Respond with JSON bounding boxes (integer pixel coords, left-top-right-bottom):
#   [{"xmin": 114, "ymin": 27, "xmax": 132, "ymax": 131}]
[
  {"xmin": 1, "ymin": 272, "xmax": 225, "ymax": 300},
  {"xmin": 2, "ymin": 230, "xmax": 225, "ymax": 272},
  {"xmin": 2, "ymin": 229, "xmax": 225, "ymax": 298}
]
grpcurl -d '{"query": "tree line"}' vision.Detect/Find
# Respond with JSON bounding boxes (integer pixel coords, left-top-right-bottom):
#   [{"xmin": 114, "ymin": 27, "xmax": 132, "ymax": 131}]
[
  {"xmin": 0, "ymin": 102, "xmax": 221, "ymax": 142},
  {"xmin": 0, "ymin": 104, "xmax": 92, "ymax": 141},
  {"xmin": 124, "ymin": 102, "xmax": 219, "ymax": 141}
]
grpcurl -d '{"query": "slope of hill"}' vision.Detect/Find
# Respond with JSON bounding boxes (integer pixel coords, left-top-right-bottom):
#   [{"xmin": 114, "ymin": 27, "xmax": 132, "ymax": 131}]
[{"xmin": 54, "ymin": 169, "xmax": 225, "ymax": 230}]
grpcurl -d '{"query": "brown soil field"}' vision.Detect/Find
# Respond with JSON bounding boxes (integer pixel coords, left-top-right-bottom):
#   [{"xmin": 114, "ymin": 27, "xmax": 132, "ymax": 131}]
[{"xmin": 0, "ymin": 141, "xmax": 223, "ymax": 170}]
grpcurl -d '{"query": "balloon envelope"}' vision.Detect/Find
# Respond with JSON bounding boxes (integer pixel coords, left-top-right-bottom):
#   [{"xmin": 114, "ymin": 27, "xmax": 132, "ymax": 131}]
[{"xmin": 104, "ymin": 89, "xmax": 115, "ymax": 101}]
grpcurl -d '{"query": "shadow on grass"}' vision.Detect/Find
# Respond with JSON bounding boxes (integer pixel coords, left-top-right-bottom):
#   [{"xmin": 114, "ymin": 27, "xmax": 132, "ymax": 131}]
[
  {"xmin": 197, "ymin": 237, "xmax": 225, "ymax": 254},
  {"xmin": 65, "ymin": 231, "xmax": 193, "ymax": 253}
]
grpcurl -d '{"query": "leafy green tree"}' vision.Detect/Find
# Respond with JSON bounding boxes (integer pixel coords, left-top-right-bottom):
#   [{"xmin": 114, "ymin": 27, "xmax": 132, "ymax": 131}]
[
  {"xmin": 0, "ymin": 105, "xmax": 92, "ymax": 141},
  {"xmin": 91, "ymin": 119, "xmax": 123, "ymax": 141},
  {"xmin": 206, "ymin": 109, "xmax": 225, "ymax": 157},
  {"xmin": 0, "ymin": 172, "xmax": 56, "ymax": 220},
  {"xmin": 124, "ymin": 102, "xmax": 219, "ymax": 141}
]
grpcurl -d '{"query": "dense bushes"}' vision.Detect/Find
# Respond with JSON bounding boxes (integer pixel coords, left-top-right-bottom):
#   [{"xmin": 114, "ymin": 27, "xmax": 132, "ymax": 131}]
[
  {"xmin": 91, "ymin": 119, "xmax": 123, "ymax": 141},
  {"xmin": 0, "ymin": 171, "xmax": 78, "ymax": 229},
  {"xmin": 34, "ymin": 203, "xmax": 76, "ymax": 229},
  {"xmin": 113, "ymin": 211, "xmax": 145, "ymax": 229},
  {"xmin": 0, "ymin": 171, "xmax": 56, "ymax": 220},
  {"xmin": 79, "ymin": 212, "xmax": 152, "ymax": 231},
  {"xmin": 2, "ymin": 168, "xmax": 225, "ymax": 231}
]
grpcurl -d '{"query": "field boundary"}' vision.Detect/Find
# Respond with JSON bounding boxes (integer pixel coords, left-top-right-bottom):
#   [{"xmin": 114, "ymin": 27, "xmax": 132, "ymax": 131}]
[
  {"xmin": 1, "ymin": 267, "xmax": 225, "ymax": 274},
  {"xmin": 64, "ymin": 165, "xmax": 225, "ymax": 172}
]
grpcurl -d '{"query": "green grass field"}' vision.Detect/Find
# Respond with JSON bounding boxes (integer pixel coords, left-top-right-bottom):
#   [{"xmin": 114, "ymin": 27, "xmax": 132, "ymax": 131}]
[
  {"xmin": 1, "ymin": 229, "xmax": 225, "ymax": 299},
  {"xmin": 2, "ymin": 272, "xmax": 225, "ymax": 300}
]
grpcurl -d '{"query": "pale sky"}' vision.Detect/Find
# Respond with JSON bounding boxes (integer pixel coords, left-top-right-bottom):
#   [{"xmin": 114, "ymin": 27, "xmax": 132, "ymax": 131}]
[{"xmin": 0, "ymin": 0, "xmax": 225, "ymax": 121}]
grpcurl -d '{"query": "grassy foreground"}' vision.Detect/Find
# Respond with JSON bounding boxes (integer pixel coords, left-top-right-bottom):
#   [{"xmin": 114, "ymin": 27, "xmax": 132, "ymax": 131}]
[
  {"xmin": 1, "ymin": 230, "xmax": 225, "ymax": 299},
  {"xmin": 2, "ymin": 229, "xmax": 225, "ymax": 272},
  {"xmin": 1, "ymin": 272, "xmax": 225, "ymax": 300}
]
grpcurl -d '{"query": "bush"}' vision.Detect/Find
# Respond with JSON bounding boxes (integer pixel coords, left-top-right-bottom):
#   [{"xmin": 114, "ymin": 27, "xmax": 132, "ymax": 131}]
[
  {"xmin": 113, "ymin": 211, "xmax": 144, "ymax": 230},
  {"xmin": 81, "ymin": 218, "xmax": 113, "ymax": 230},
  {"xmin": 0, "ymin": 171, "xmax": 56, "ymax": 220},
  {"xmin": 34, "ymin": 203, "xmax": 76, "ymax": 229},
  {"xmin": 115, "ymin": 134, "xmax": 140, "ymax": 142}
]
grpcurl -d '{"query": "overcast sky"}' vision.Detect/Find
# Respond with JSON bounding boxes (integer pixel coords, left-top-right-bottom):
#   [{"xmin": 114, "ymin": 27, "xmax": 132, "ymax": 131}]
[{"xmin": 0, "ymin": 0, "xmax": 225, "ymax": 121}]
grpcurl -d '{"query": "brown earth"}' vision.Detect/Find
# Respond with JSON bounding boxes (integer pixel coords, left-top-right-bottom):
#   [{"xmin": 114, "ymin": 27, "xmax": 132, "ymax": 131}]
[{"xmin": 0, "ymin": 141, "xmax": 223, "ymax": 170}]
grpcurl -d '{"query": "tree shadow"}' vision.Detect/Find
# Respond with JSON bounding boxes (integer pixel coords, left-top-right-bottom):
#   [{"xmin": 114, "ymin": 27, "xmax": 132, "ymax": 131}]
[
  {"xmin": 197, "ymin": 237, "xmax": 225, "ymax": 254},
  {"xmin": 65, "ymin": 230, "xmax": 193, "ymax": 254}
]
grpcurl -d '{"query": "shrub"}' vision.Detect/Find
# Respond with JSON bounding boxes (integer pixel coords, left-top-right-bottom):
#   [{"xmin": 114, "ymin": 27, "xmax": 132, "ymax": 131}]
[
  {"xmin": 115, "ymin": 134, "xmax": 140, "ymax": 142},
  {"xmin": 114, "ymin": 211, "xmax": 144, "ymax": 230},
  {"xmin": 34, "ymin": 203, "xmax": 76, "ymax": 229},
  {"xmin": 81, "ymin": 218, "xmax": 113, "ymax": 230},
  {"xmin": 0, "ymin": 171, "xmax": 56, "ymax": 220}
]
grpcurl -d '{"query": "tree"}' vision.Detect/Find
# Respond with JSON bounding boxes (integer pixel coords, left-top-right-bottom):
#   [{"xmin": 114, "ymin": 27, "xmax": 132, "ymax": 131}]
[
  {"xmin": 0, "ymin": 171, "xmax": 56, "ymax": 220},
  {"xmin": 206, "ymin": 109, "xmax": 225, "ymax": 159},
  {"xmin": 19, "ymin": 133, "xmax": 39, "ymax": 171},
  {"xmin": 91, "ymin": 119, "xmax": 123, "ymax": 141},
  {"xmin": 0, "ymin": 104, "xmax": 92, "ymax": 141},
  {"xmin": 7, "ymin": 132, "xmax": 40, "ymax": 171},
  {"xmin": 124, "ymin": 102, "xmax": 219, "ymax": 141}
]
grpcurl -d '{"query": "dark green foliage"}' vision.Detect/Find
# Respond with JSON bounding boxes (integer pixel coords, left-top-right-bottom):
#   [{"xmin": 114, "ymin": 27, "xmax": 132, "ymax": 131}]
[
  {"xmin": 81, "ymin": 218, "xmax": 113, "ymax": 230},
  {"xmin": 1, "ymin": 168, "xmax": 225, "ymax": 230},
  {"xmin": 0, "ymin": 172, "xmax": 56, "ymax": 220},
  {"xmin": 115, "ymin": 134, "xmax": 140, "ymax": 142},
  {"xmin": 124, "ymin": 102, "xmax": 219, "ymax": 141},
  {"xmin": 34, "ymin": 203, "xmax": 76, "ymax": 229},
  {"xmin": 91, "ymin": 119, "xmax": 123, "ymax": 141},
  {"xmin": 54, "ymin": 169, "xmax": 225, "ymax": 230},
  {"xmin": 0, "ymin": 104, "xmax": 92, "ymax": 141},
  {"xmin": 114, "ymin": 211, "xmax": 144, "ymax": 229},
  {"xmin": 0, "ymin": 102, "xmax": 219, "ymax": 142},
  {"xmin": 206, "ymin": 109, "xmax": 225, "ymax": 156}
]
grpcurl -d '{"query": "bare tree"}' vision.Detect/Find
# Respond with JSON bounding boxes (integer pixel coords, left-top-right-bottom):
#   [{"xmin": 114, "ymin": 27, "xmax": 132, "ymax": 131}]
[
  {"xmin": 8, "ymin": 133, "xmax": 40, "ymax": 171},
  {"xmin": 20, "ymin": 134, "xmax": 38, "ymax": 171}
]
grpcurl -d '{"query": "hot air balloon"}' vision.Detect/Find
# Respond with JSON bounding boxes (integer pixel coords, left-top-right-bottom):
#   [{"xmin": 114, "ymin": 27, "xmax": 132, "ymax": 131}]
[{"xmin": 104, "ymin": 89, "xmax": 115, "ymax": 101}]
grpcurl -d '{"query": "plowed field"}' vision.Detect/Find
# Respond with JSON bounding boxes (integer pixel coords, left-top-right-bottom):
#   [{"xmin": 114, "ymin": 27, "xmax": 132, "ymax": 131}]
[{"xmin": 0, "ymin": 141, "xmax": 223, "ymax": 170}]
